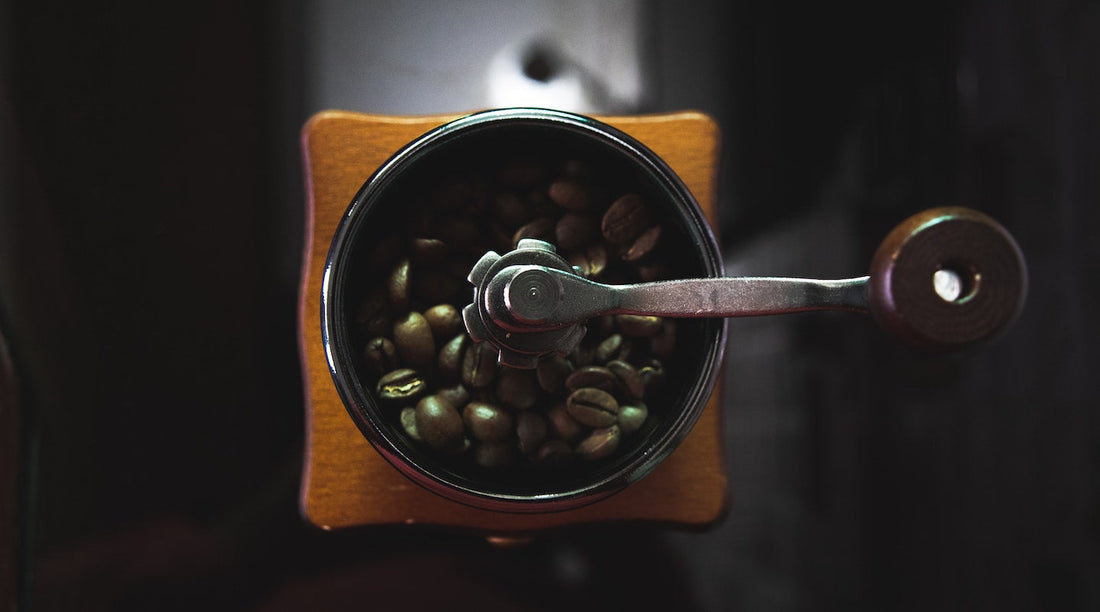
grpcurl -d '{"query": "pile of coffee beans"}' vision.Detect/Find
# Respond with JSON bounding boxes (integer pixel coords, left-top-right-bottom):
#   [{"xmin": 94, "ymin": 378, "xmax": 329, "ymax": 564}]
[{"xmin": 351, "ymin": 150, "xmax": 701, "ymax": 477}]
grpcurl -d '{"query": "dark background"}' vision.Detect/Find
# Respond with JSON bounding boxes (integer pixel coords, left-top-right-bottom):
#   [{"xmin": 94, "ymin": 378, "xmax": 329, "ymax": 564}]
[{"xmin": 1, "ymin": 1, "xmax": 1097, "ymax": 610}]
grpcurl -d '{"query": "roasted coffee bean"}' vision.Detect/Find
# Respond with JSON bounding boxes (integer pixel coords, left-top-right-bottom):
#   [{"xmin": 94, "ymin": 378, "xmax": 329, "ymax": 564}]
[
  {"xmin": 463, "ymin": 401, "xmax": 513, "ymax": 442},
  {"xmin": 437, "ymin": 334, "xmax": 468, "ymax": 382},
  {"xmin": 441, "ymin": 216, "xmax": 480, "ymax": 251},
  {"xmin": 639, "ymin": 361, "xmax": 667, "ymax": 396},
  {"xmin": 565, "ymin": 366, "xmax": 616, "ymax": 393},
  {"xmin": 462, "ymin": 341, "xmax": 498, "ymax": 389},
  {"xmin": 364, "ymin": 337, "xmax": 397, "ymax": 375},
  {"xmin": 547, "ymin": 402, "xmax": 585, "ymax": 443},
  {"xmin": 432, "ymin": 174, "xmax": 473, "ymax": 210},
  {"xmin": 400, "ymin": 406, "xmax": 422, "ymax": 441},
  {"xmin": 512, "ymin": 217, "xmax": 556, "ymax": 246},
  {"xmin": 576, "ymin": 425, "xmax": 621, "ymax": 461},
  {"xmin": 496, "ymin": 159, "xmax": 547, "ymax": 188},
  {"xmin": 354, "ymin": 291, "xmax": 389, "ymax": 337},
  {"xmin": 548, "ymin": 178, "xmax": 593, "ymax": 211},
  {"xmin": 555, "ymin": 212, "xmax": 598, "ymax": 252},
  {"xmin": 607, "ymin": 360, "xmax": 645, "ymax": 401},
  {"xmin": 496, "ymin": 367, "xmax": 537, "ymax": 410},
  {"xmin": 387, "ymin": 258, "xmax": 411, "ymax": 311},
  {"xmin": 493, "ymin": 192, "xmax": 530, "ymax": 227},
  {"xmin": 566, "ymin": 387, "xmax": 620, "ymax": 427},
  {"xmin": 637, "ymin": 261, "xmax": 670, "ymax": 282},
  {"xmin": 410, "ymin": 238, "xmax": 448, "ymax": 265},
  {"xmin": 594, "ymin": 334, "xmax": 624, "ymax": 363},
  {"xmin": 413, "ymin": 270, "xmax": 461, "ymax": 303},
  {"xmin": 649, "ymin": 320, "xmax": 677, "ymax": 357},
  {"xmin": 616, "ymin": 314, "xmax": 663, "ymax": 338},
  {"xmin": 367, "ymin": 233, "xmax": 402, "ymax": 271},
  {"xmin": 424, "ymin": 303, "xmax": 463, "ymax": 339},
  {"xmin": 617, "ymin": 403, "xmax": 648, "ymax": 436},
  {"xmin": 435, "ymin": 383, "xmax": 471, "ymax": 410},
  {"xmin": 474, "ymin": 441, "xmax": 515, "ymax": 469},
  {"xmin": 568, "ymin": 244, "xmax": 608, "ymax": 279},
  {"xmin": 533, "ymin": 439, "xmax": 574, "ymax": 470},
  {"xmin": 622, "ymin": 225, "xmax": 662, "ymax": 262},
  {"xmin": 570, "ymin": 344, "xmax": 596, "ymax": 367},
  {"xmin": 393, "ymin": 311, "xmax": 435, "ymax": 370},
  {"xmin": 415, "ymin": 395, "xmax": 465, "ymax": 453},
  {"xmin": 377, "ymin": 368, "xmax": 427, "ymax": 403},
  {"xmin": 516, "ymin": 411, "xmax": 548, "ymax": 455},
  {"xmin": 602, "ymin": 193, "xmax": 650, "ymax": 245},
  {"xmin": 536, "ymin": 355, "xmax": 573, "ymax": 394}
]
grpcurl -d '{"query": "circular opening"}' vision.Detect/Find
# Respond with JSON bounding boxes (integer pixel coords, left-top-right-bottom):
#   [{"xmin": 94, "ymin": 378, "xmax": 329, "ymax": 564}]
[
  {"xmin": 323, "ymin": 109, "xmax": 725, "ymax": 512},
  {"xmin": 933, "ymin": 264, "xmax": 980, "ymax": 303}
]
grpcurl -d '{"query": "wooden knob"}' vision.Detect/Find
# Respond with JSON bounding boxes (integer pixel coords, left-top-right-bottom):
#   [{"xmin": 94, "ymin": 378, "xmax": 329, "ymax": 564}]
[{"xmin": 868, "ymin": 207, "xmax": 1028, "ymax": 352}]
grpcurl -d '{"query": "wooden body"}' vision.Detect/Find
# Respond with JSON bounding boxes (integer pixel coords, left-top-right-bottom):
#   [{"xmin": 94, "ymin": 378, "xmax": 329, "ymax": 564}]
[{"xmin": 298, "ymin": 110, "xmax": 727, "ymax": 534}]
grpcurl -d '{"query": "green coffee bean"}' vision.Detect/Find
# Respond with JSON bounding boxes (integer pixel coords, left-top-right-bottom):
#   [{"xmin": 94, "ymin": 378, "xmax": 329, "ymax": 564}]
[{"xmin": 617, "ymin": 403, "xmax": 648, "ymax": 436}]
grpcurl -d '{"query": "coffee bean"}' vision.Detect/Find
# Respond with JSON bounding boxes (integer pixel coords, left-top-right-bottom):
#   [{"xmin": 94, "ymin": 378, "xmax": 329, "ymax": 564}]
[
  {"xmin": 462, "ymin": 341, "xmax": 498, "ymax": 389},
  {"xmin": 496, "ymin": 159, "xmax": 547, "ymax": 188},
  {"xmin": 617, "ymin": 403, "xmax": 648, "ymax": 436},
  {"xmin": 533, "ymin": 439, "xmax": 574, "ymax": 470},
  {"xmin": 441, "ymin": 216, "xmax": 480, "ymax": 251},
  {"xmin": 474, "ymin": 441, "xmax": 515, "ymax": 469},
  {"xmin": 364, "ymin": 337, "xmax": 397, "ymax": 375},
  {"xmin": 493, "ymin": 192, "xmax": 530, "ymax": 227},
  {"xmin": 400, "ymin": 406, "xmax": 422, "ymax": 441},
  {"xmin": 616, "ymin": 314, "xmax": 663, "ymax": 338},
  {"xmin": 594, "ymin": 334, "xmax": 623, "ymax": 363},
  {"xmin": 512, "ymin": 217, "xmax": 556, "ymax": 247},
  {"xmin": 415, "ymin": 395, "xmax": 465, "ymax": 453},
  {"xmin": 410, "ymin": 238, "xmax": 448, "ymax": 265},
  {"xmin": 566, "ymin": 387, "xmax": 620, "ymax": 427},
  {"xmin": 548, "ymin": 178, "xmax": 593, "ymax": 211},
  {"xmin": 622, "ymin": 225, "xmax": 662, "ymax": 262},
  {"xmin": 435, "ymin": 383, "xmax": 471, "ymax": 410},
  {"xmin": 639, "ymin": 361, "xmax": 667, "ymax": 396},
  {"xmin": 413, "ymin": 270, "xmax": 461, "ymax": 303},
  {"xmin": 565, "ymin": 366, "xmax": 616, "ymax": 393},
  {"xmin": 602, "ymin": 193, "xmax": 650, "ymax": 244},
  {"xmin": 377, "ymin": 368, "xmax": 427, "ymax": 403},
  {"xmin": 637, "ymin": 261, "xmax": 670, "ymax": 282},
  {"xmin": 516, "ymin": 411, "xmax": 547, "ymax": 455},
  {"xmin": 463, "ymin": 401, "xmax": 513, "ymax": 442},
  {"xmin": 547, "ymin": 402, "xmax": 585, "ymax": 443},
  {"xmin": 393, "ymin": 311, "xmax": 435, "ymax": 369},
  {"xmin": 424, "ymin": 303, "xmax": 463, "ymax": 339},
  {"xmin": 649, "ymin": 320, "xmax": 677, "ymax": 357},
  {"xmin": 432, "ymin": 174, "xmax": 473, "ymax": 210},
  {"xmin": 555, "ymin": 212, "xmax": 598, "ymax": 252},
  {"xmin": 496, "ymin": 367, "xmax": 537, "ymax": 410},
  {"xmin": 387, "ymin": 258, "xmax": 411, "ymax": 311},
  {"xmin": 437, "ymin": 334, "xmax": 468, "ymax": 382},
  {"xmin": 536, "ymin": 355, "xmax": 573, "ymax": 394},
  {"xmin": 607, "ymin": 360, "xmax": 644, "ymax": 400},
  {"xmin": 576, "ymin": 425, "xmax": 621, "ymax": 461},
  {"xmin": 354, "ymin": 291, "xmax": 389, "ymax": 337},
  {"xmin": 568, "ymin": 244, "xmax": 608, "ymax": 279}
]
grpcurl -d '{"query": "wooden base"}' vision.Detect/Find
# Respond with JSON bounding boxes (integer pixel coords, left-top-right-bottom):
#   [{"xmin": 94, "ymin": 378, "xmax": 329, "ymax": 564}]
[{"xmin": 298, "ymin": 110, "xmax": 727, "ymax": 534}]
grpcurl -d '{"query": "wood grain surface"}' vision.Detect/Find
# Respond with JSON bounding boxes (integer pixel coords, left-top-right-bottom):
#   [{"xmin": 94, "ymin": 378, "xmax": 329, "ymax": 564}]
[{"xmin": 298, "ymin": 110, "xmax": 727, "ymax": 534}]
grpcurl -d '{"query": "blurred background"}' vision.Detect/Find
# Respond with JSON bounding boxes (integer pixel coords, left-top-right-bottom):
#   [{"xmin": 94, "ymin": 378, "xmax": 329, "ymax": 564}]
[{"xmin": 1, "ymin": 0, "xmax": 1097, "ymax": 610}]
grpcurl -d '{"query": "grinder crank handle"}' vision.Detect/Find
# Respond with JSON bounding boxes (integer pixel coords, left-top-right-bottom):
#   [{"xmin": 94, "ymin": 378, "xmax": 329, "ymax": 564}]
[{"xmin": 467, "ymin": 207, "xmax": 1027, "ymax": 364}]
